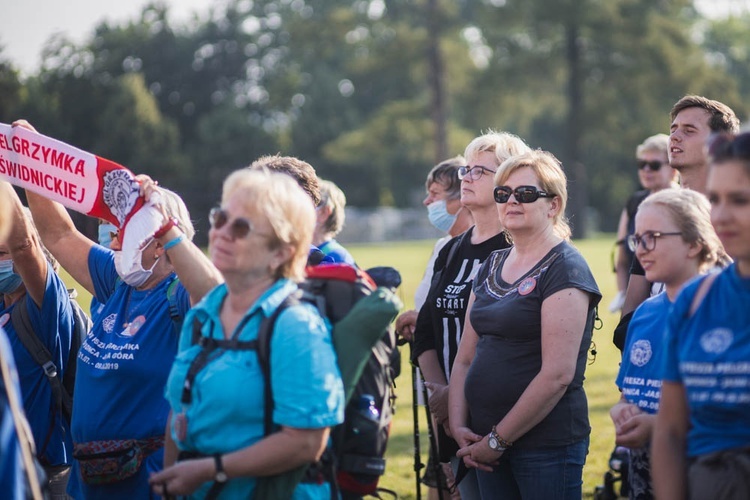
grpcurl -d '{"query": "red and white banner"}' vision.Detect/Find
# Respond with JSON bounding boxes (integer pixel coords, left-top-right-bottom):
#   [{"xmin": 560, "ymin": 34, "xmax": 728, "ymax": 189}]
[{"xmin": 0, "ymin": 122, "xmax": 144, "ymax": 228}]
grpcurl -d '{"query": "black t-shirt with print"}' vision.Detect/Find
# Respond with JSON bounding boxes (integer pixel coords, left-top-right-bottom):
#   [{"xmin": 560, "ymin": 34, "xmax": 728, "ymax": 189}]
[
  {"xmin": 412, "ymin": 227, "xmax": 511, "ymax": 378},
  {"xmin": 465, "ymin": 241, "xmax": 601, "ymax": 449}
]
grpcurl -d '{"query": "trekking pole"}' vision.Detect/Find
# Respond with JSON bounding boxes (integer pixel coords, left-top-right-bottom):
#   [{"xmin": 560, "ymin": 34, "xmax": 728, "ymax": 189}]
[
  {"xmin": 407, "ymin": 342, "xmax": 423, "ymax": 500},
  {"xmin": 422, "ymin": 380, "xmax": 447, "ymax": 500}
]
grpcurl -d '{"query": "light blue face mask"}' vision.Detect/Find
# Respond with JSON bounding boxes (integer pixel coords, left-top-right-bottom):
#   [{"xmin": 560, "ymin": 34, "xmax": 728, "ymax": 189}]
[
  {"xmin": 0, "ymin": 260, "xmax": 23, "ymax": 294},
  {"xmin": 427, "ymin": 199, "xmax": 457, "ymax": 233},
  {"xmin": 98, "ymin": 223, "xmax": 117, "ymax": 248}
]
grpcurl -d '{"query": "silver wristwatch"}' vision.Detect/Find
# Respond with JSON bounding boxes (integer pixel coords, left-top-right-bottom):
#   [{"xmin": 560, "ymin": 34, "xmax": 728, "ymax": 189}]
[{"xmin": 487, "ymin": 425, "xmax": 513, "ymax": 452}]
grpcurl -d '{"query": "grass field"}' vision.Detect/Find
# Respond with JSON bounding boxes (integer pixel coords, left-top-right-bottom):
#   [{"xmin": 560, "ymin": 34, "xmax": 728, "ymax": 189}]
[
  {"xmin": 347, "ymin": 235, "xmax": 623, "ymax": 499},
  {"xmin": 62, "ymin": 235, "xmax": 622, "ymax": 499}
]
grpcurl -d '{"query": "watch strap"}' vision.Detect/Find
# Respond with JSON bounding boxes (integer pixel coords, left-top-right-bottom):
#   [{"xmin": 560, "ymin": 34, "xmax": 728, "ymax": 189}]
[
  {"xmin": 490, "ymin": 425, "xmax": 513, "ymax": 451},
  {"xmin": 213, "ymin": 453, "xmax": 228, "ymax": 483}
]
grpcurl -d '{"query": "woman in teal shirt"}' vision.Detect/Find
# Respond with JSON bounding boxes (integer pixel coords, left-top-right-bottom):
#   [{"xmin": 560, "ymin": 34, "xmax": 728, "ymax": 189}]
[{"xmin": 150, "ymin": 168, "xmax": 345, "ymax": 499}]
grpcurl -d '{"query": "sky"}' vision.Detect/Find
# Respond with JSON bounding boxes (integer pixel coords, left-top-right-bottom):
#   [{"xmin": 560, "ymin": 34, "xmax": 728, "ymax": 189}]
[
  {"xmin": 1, "ymin": 0, "xmax": 747, "ymax": 77},
  {"xmin": 0, "ymin": 0, "xmax": 211, "ymax": 76}
]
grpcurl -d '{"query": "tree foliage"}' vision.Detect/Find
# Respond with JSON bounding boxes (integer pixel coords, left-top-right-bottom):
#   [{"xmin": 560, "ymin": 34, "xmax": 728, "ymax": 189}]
[{"xmin": 8, "ymin": 0, "xmax": 749, "ymax": 243}]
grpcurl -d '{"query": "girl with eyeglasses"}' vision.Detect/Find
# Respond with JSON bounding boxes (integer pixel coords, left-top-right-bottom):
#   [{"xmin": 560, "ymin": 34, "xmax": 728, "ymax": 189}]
[
  {"xmin": 448, "ymin": 150, "xmax": 601, "ymax": 500},
  {"xmin": 611, "ymin": 134, "xmax": 678, "ymax": 314},
  {"xmin": 610, "ymin": 188, "xmax": 724, "ymax": 500},
  {"xmin": 149, "ymin": 169, "xmax": 344, "ymax": 498},
  {"xmin": 653, "ymin": 133, "xmax": 750, "ymax": 500}
]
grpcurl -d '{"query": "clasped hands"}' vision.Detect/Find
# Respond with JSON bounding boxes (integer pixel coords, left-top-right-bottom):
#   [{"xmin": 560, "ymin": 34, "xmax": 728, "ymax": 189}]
[
  {"xmin": 609, "ymin": 400, "xmax": 654, "ymax": 448},
  {"xmin": 453, "ymin": 427, "xmax": 502, "ymax": 472}
]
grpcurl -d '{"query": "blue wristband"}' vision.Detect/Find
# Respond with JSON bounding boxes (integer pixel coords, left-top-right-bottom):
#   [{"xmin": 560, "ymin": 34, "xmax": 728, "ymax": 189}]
[{"xmin": 163, "ymin": 234, "xmax": 185, "ymax": 251}]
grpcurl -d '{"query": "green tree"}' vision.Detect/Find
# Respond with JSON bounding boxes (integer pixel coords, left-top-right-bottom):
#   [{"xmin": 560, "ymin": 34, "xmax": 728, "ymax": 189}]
[{"xmin": 0, "ymin": 48, "xmax": 22, "ymax": 123}]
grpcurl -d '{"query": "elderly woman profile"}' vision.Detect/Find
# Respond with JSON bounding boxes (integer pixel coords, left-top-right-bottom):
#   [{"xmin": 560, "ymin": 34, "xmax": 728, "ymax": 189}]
[
  {"xmin": 448, "ymin": 150, "xmax": 601, "ymax": 499},
  {"xmin": 148, "ymin": 169, "xmax": 345, "ymax": 499},
  {"xmin": 18, "ymin": 115, "xmax": 222, "ymax": 500}
]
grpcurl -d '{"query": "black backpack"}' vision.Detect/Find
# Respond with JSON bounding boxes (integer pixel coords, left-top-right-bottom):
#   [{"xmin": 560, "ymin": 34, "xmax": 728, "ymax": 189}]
[
  {"xmin": 11, "ymin": 288, "xmax": 92, "ymax": 453},
  {"xmin": 187, "ymin": 264, "xmax": 402, "ymax": 499}
]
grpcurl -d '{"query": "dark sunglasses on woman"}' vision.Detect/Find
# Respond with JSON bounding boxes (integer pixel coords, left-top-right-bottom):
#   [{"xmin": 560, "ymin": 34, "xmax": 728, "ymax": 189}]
[
  {"xmin": 209, "ymin": 207, "xmax": 256, "ymax": 240},
  {"xmin": 494, "ymin": 185, "xmax": 556, "ymax": 204},
  {"xmin": 637, "ymin": 160, "xmax": 665, "ymax": 172}
]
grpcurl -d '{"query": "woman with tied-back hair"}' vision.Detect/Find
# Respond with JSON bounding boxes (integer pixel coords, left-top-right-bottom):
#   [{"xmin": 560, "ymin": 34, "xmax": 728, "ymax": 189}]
[
  {"xmin": 611, "ymin": 188, "xmax": 725, "ymax": 500},
  {"xmin": 449, "ymin": 150, "xmax": 601, "ymax": 500}
]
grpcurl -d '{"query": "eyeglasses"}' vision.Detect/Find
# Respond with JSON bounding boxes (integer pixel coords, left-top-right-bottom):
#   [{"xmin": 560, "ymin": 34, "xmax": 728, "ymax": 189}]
[
  {"xmin": 637, "ymin": 160, "xmax": 666, "ymax": 172},
  {"xmin": 708, "ymin": 132, "xmax": 750, "ymax": 162},
  {"xmin": 209, "ymin": 207, "xmax": 257, "ymax": 240},
  {"xmin": 627, "ymin": 231, "xmax": 683, "ymax": 252},
  {"xmin": 494, "ymin": 185, "xmax": 555, "ymax": 204},
  {"xmin": 458, "ymin": 165, "xmax": 496, "ymax": 181}
]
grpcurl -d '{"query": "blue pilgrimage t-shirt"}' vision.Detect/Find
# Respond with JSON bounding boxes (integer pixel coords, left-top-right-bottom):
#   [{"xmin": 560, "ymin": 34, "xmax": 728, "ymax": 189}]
[
  {"xmin": 67, "ymin": 245, "xmax": 190, "ymax": 499},
  {"xmin": 616, "ymin": 292, "xmax": 671, "ymax": 414},
  {"xmin": 0, "ymin": 327, "xmax": 29, "ymax": 499},
  {"xmin": 662, "ymin": 265, "xmax": 750, "ymax": 457},
  {"xmin": 0, "ymin": 265, "xmax": 74, "ymax": 467},
  {"xmin": 165, "ymin": 279, "xmax": 345, "ymax": 499}
]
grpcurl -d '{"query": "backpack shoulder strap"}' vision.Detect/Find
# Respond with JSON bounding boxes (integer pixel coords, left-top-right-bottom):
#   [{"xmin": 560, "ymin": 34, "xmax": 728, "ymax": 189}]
[
  {"xmin": 440, "ymin": 230, "xmax": 466, "ymax": 268},
  {"xmin": 60, "ymin": 290, "xmax": 90, "ymax": 421},
  {"xmin": 166, "ymin": 277, "xmax": 183, "ymax": 337},
  {"xmin": 257, "ymin": 293, "xmax": 300, "ymax": 436},
  {"xmin": 10, "ymin": 296, "xmax": 64, "ymax": 414},
  {"xmin": 445, "ymin": 230, "xmax": 467, "ymax": 267},
  {"xmin": 688, "ymin": 272, "xmax": 719, "ymax": 318}
]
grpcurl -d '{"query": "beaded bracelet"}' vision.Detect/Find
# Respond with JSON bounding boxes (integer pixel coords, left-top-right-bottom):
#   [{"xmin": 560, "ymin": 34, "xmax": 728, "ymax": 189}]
[{"xmin": 163, "ymin": 233, "xmax": 185, "ymax": 251}]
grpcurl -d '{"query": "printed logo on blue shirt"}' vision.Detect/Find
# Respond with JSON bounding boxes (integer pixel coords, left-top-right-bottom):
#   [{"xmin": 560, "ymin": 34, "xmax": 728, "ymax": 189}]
[
  {"xmin": 102, "ymin": 313, "xmax": 117, "ymax": 333},
  {"xmin": 700, "ymin": 328, "xmax": 733, "ymax": 354},
  {"xmin": 630, "ymin": 339, "xmax": 652, "ymax": 367}
]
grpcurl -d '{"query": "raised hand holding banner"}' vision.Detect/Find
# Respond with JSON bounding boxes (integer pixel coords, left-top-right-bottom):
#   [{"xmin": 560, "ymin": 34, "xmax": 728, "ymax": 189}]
[{"xmin": 0, "ymin": 121, "xmax": 144, "ymax": 228}]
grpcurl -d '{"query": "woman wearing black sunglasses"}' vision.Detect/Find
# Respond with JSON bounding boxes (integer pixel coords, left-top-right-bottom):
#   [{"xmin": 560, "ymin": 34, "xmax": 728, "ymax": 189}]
[
  {"xmin": 149, "ymin": 168, "xmax": 344, "ymax": 498},
  {"xmin": 449, "ymin": 150, "xmax": 601, "ymax": 500},
  {"xmin": 611, "ymin": 133, "xmax": 677, "ymax": 313},
  {"xmin": 412, "ymin": 130, "xmax": 531, "ymax": 499}
]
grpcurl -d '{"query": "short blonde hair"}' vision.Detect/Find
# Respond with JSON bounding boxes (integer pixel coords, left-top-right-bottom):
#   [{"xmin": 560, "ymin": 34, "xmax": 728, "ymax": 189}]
[
  {"xmin": 636, "ymin": 134, "xmax": 669, "ymax": 158},
  {"xmin": 638, "ymin": 188, "xmax": 727, "ymax": 272},
  {"xmin": 221, "ymin": 169, "xmax": 315, "ymax": 281},
  {"xmin": 463, "ymin": 130, "xmax": 531, "ymax": 166},
  {"xmin": 495, "ymin": 150, "xmax": 572, "ymax": 240}
]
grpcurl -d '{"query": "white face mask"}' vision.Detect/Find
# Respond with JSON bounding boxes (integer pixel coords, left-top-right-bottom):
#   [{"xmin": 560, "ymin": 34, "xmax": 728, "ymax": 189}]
[{"xmin": 114, "ymin": 245, "xmax": 159, "ymax": 288}]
